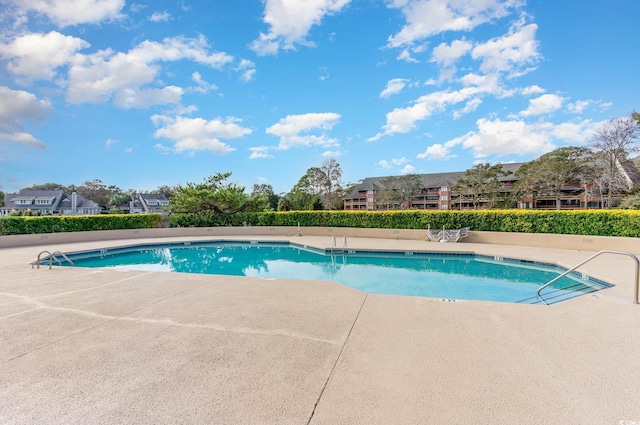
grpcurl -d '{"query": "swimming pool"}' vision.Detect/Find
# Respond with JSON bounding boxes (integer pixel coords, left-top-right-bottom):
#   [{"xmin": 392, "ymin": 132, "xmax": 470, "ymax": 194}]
[{"xmin": 61, "ymin": 241, "xmax": 611, "ymax": 305}]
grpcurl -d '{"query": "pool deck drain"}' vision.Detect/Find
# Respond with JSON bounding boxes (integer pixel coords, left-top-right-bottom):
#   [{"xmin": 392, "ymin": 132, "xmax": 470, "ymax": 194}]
[{"xmin": 1, "ymin": 235, "xmax": 639, "ymax": 424}]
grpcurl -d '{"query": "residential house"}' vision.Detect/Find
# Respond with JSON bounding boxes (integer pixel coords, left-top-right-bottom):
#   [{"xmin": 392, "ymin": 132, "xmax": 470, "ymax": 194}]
[
  {"xmin": 0, "ymin": 189, "xmax": 101, "ymax": 216},
  {"xmin": 124, "ymin": 193, "xmax": 170, "ymax": 214}
]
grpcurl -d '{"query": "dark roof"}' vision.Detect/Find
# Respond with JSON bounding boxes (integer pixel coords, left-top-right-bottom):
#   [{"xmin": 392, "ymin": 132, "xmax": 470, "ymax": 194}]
[
  {"xmin": 3, "ymin": 190, "xmax": 64, "ymax": 211},
  {"xmin": 2, "ymin": 190, "xmax": 98, "ymax": 212},
  {"xmin": 345, "ymin": 163, "xmax": 525, "ymax": 199},
  {"xmin": 140, "ymin": 193, "xmax": 169, "ymax": 201}
]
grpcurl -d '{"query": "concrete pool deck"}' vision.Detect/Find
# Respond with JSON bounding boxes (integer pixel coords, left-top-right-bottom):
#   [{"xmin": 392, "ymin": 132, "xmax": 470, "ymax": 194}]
[{"xmin": 1, "ymin": 232, "xmax": 639, "ymax": 424}]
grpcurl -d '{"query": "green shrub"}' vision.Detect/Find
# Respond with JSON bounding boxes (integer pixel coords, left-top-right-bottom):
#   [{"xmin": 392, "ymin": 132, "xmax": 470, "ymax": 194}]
[
  {"xmin": 169, "ymin": 209, "xmax": 640, "ymax": 238},
  {"xmin": 0, "ymin": 214, "xmax": 163, "ymax": 235}
]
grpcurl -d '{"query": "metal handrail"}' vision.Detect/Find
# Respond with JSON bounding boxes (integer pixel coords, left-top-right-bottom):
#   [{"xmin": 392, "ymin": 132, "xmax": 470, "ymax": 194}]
[
  {"xmin": 537, "ymin": 250, "xmax": 639, "ymax": 305},
  {"xmin": 32, "ymin": 250, "xmax": 74, "ymax": 269},
  {"xmin": 330, "ymin": 236, "xmax": 347, "ymax": 253}
]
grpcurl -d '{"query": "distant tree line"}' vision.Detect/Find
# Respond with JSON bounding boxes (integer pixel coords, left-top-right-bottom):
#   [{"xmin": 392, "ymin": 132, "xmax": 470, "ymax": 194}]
[
  {"xmin": 0, "ymin": 157, "xmax": 349, "ymax": 215},
  {"xmin": 170, "ymin": 158, "xmax": 348, "ymax": 214}
]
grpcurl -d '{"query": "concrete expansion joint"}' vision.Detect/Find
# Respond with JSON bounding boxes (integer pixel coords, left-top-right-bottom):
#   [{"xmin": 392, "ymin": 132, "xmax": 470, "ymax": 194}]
[
  {"xmin": 306, "ymin": 293, "xmax": 369, "ymax": 425},
  {"xmin": 0, "ymin": 287, "xmax": 341, "ymax": 366},
  {"xmin": 37, "ymin": 271, "xmax": 156, "ymax": 299}
]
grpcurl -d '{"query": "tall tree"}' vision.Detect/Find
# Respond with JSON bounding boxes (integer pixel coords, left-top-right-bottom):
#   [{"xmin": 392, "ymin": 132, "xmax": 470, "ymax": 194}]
[
  {"xmin": 250, "ymin": 184, "xmax": 279, "ymax": 211},
  {"xmin": 109, "ymin": 192, "xmax": 132, "ymax": 210},
  {"xmin": 618, "ymin": 190, "xmax": 640, "ymax": 209},
  {"xmin": 28, "ymin": 182, "xmax": 74, "ymax": 193},
  {"xmin": 277, "ymin": 190, "xmax": 320, "ymax": 211},
  {"xmin": 76, "ymin": 179, "xmax": 114, "ymax": 208},
  {"xmin": 288, "ymin": 158, "xmax": 344, "ymax": 210},
  {"xmin": 155, "ymin": 185, "xmax": 177, "ymax": 199},
  {"xmin": 516, "ymin": 147, "xmax": 592, "ymax": 210},
  {"xmin": 376, "ymin": 174, "xmax": 422, "ymax": 210},
  {"xmin": 293, "ymin": 167, "xmax": 327, "ymax": 197},
  {"xmin": 591, "ymin": 114, "xmax": 640, "ymax": 208},
  {"xmin": 453, "ymin": 163, "xmax": 505, "ymax": 210},
  {"xmin": 170, "ymin": 173, "xmax": 264, "ymax": 214},
  {"xmin": 282, "ymin": 168, "xmax": 324, "ymax": 211},
  {"xmin": 319, "ymin": 158, "xmax": 343, "ymax": 210}
]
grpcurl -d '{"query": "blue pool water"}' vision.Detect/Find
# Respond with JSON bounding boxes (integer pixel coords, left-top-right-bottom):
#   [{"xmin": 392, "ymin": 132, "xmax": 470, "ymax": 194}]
[{"xmin": 64, "ymin": 241, "xmax": 611, "ymax": 305}]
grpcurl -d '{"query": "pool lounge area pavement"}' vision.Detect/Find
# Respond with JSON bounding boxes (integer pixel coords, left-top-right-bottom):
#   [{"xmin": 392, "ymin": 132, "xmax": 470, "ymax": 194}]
[{"xmin": 1, "ymin": 234, "xmax": 640, "ymax": 425}]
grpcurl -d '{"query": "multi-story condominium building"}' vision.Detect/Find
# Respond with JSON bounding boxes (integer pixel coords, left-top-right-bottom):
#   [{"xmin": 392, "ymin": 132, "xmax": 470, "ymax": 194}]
[{"xmin": 344, "ymin": 162, "xmax": 638, "ymax": 211}]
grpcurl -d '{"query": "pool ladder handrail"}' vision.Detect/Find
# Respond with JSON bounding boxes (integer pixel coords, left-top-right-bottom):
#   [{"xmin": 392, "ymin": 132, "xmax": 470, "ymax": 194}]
[
  {"xmin": 32, "ymin": 250, "xmax": 75, "ymax": 270},
  {"xmin": 330, "ymin": 235, "xmax": 347, "ymax": 253},
  {"xmin": 537, "ymin": 250, "xmax": 639, "ymax": 305}
]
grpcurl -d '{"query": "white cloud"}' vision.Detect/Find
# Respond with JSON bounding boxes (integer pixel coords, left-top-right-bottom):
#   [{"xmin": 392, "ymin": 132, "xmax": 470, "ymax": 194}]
[
  {"xmin": 0, "ymin": 31, "xmax": 89, "ymax": 82},
  {"xmin": 392, "ymin": 157, "xmax": 410, "ymax": 165},
  {"xmin": 113, "ymin": 86, "xmax": 184, "ymax": 109},
  {"xmin": 322, "ymin": 150, "xmax": 343, "ymax": 157},
  {"xmin": 1, "ymin": 33, "xmax": 235, "ymax": 108},
  {"xmin": 521, "ymin": 85, "xmax": 545, "ymax": 95},
  {"xmin": 250, "ymin": 0, "xmax": 352, "ymax": 55},
  {"xmin": 400, "ymin": 164, "xmax": 416, "ymax": 174},
  {"xmin": 124, "ymin": 35, "xmax": 233, "ymax": 68},
  {"xmin": 548, "ymin": 120, "xmax": 597, "ymax": 143},
  {"xmin": 0, "ymin": 86, "xmax": 51, "ymax": 149},
  {"xmin": 249, "ymin": 146, "xmax": 273, "ymax": 159},
  {"xmin": 417, "ymin": 143, "xmax": 453, "ymax": 160},
  {"xmin": 191, "ymin": 72, "xmax": 218, "ymax": 94},
  {"xmin": 444, "ymin": 118, "xmax": 595, "ymax": 159},
  {"xmin": 380, "ymin": 78, "xmax": 409, "ymax": 98},
  {"xmin": 236, "ymin": 59, "xmax": 256, "ymax": 82},
  {"xmin": 66, "ymin": 35, "xmax": 233, "ymax": 107},
  {"xmin": 154, "ymin": 143, "xmax": 171, "ymax": 154},
  {"xmin": 105, "ymin": 138, "xmax": 118, "ymax": 149},
  {"xmin": 598, "ymin": 101, "xmax": 613, "ymax": 112},
  {"xmin": 519, "ymin": 93, "xmax": 565, "ymax": 117},
  {"xmin": 0, "ymin": 131, "xmax": 46, "ymax": 149},
  {"xmin": 471, "ymin": 20, "xmax": 540, "ymax": 76},
  {"xmin": 129, "ymin": 3, "xmax": 147, "ymax": 13},
  {"xmin": 430, "ymin": 38, "xmax": 472, "ymax": 67},
  {"xmin": 453, "ymin": 97, "xmax": 482, "ymax": 119},
  {"xmin": 369, "ymin": 83, "xmax": 501, "ymax": 141},
  {"xmin": 386, "ymin": 0, "xmax": 523, "ymax": 48},
  {"xmin": 266, "ymin": 112, "xmax": 341, "ymax": 150},
  {"xmin": 397, "ymin": 48, "xmax": 419, "ymax": 63},
  {"xmin": 567, "ymin": 100, "xmax": 591, "ymax": 114},
  {"xmin": 376, "ymin": 157, "xmax": 413, "ymax": 170},
  {"xmin": 8, "ymin": 0, "xmax": 126, "ymax": 27},
  {"xmin": 148, "ymin": 11, "xmax": 171, "ymax": 22},
  {"xmin": 152, "ymin": 115, "xmax": 251, "ymax": 154}
]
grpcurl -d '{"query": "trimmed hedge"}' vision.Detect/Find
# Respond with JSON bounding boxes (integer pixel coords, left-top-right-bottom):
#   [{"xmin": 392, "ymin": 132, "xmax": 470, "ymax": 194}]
[
  {"xmin": 0, "ymin": 214, "xmax": 163, "ymax": 235},
  {"xmin": 169, "ymin": 209, "xmax": 640, "ymax": 238},
  {"xmin": 2, "ymin": 210, "xmax": 639, "ymax": 238}
]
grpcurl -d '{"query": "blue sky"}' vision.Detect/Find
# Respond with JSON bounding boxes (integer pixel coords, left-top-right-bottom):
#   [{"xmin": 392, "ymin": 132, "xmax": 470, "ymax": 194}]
[{"xmin": 0, "ymin": 0, "xmax": 638, "ymax": 194}]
